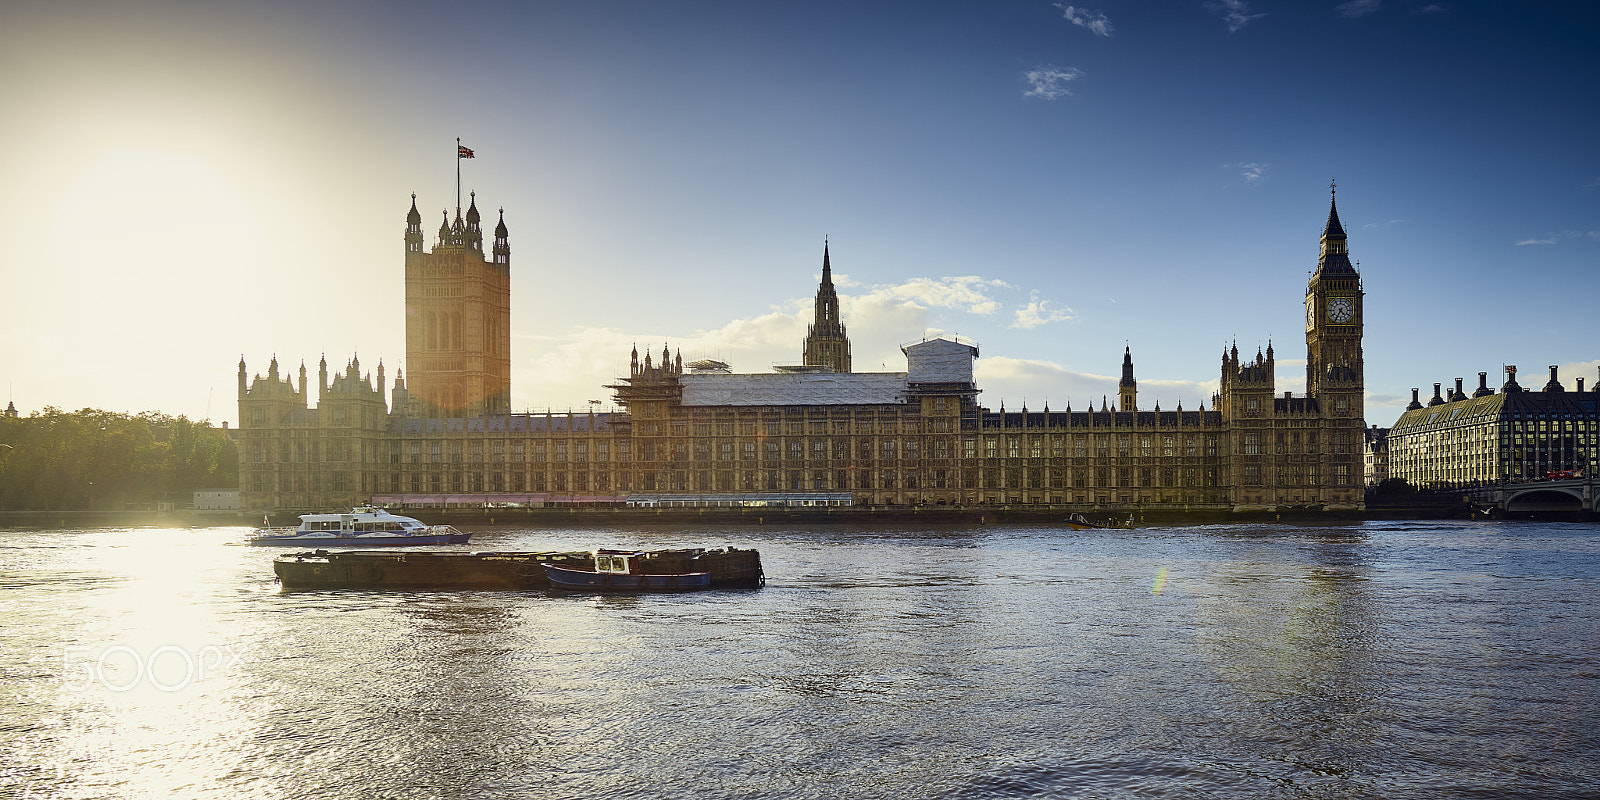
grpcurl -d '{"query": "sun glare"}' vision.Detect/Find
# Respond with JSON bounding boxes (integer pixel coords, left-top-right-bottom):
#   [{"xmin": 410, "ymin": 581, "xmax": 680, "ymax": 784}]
[{"xmin": 53, "ymin": 147, "xmax": 266, "ymax": 266}]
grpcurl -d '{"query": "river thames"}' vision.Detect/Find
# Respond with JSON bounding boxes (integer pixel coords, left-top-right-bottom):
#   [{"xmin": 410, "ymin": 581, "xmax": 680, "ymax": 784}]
[{"xmin": 1, "ymin": 520, "xmax": 1596, "ymax": 799}]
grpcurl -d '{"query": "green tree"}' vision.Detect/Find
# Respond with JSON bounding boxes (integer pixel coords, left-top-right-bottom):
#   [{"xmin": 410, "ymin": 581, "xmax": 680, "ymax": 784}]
[{"xmin": 0, "ymin": 408, "xmax": 238, "ymax": 511}]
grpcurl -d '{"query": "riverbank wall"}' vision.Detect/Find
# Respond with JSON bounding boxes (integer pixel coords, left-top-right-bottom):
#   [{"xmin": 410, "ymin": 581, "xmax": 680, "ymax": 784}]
[{"xmin": 5, "ymin": 502, "xmax": 1585, "ymax": 529}]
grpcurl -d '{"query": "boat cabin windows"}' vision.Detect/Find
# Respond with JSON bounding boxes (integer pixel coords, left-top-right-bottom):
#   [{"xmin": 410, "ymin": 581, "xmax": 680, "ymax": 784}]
[{"xmin": 595, "ymin": 554, "xmax": 634, "ymax": 574}]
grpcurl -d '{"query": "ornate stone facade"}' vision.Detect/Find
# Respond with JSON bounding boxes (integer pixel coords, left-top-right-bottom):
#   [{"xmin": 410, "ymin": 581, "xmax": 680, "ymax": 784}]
[
  {"xmin": 402, "ymin": 193, "xmax": 511, "ymax": 417},
  {"xmin": 235, "ymin": 190, "xmax": 1370, "ymax": 513}
]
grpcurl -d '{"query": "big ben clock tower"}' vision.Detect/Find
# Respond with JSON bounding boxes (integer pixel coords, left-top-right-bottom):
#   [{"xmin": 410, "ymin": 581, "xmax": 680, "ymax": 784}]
[
  {"xmin": 1304, "ymin": 182, "xmax": 1366, "ymax": 509},
  {"xmin": 1305, "ymin": 182, "xmax": 1364, "ymax": 411}
]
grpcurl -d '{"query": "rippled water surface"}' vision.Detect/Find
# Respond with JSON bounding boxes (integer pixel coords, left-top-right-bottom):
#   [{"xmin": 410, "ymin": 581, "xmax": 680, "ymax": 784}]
[{"xmin": 2, "ymin": 520, "xmax": 1598, "ymax": 799}]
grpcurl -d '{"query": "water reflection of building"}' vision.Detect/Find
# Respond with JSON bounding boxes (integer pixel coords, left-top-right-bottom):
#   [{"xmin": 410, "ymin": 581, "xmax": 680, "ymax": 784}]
[
  {"xmin": 1388, "ymin": 367, "xmax": 1600, "ymax": 487},
  {"xmin": 235, "ymin": 189, "xmax": 1370, "ymax": 513}
]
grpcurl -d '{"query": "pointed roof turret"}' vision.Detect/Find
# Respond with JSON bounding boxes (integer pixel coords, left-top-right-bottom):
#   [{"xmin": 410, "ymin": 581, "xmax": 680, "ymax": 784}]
[
  {"xmin": 1315, "ymin": 180, "xmax": 1358, "ymax": 276},
  {"xmin": 494, "ymin": 208, "xmax": 508, "ymax": 237},
  {"xmin": 1323, "ymin": 190, "xmax": 1346, "ymax": 239},
  {"xmin": 407, "ymin": 193, "xmax": 421, "ymax": 224},
  {"xmin": 466, "ymin": 191, "xmax": 480, "ymax": 225}
]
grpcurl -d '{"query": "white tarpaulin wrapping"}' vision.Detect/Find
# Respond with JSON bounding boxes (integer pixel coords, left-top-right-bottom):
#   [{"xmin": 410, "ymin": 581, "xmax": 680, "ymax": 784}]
[
  {"xmin": 903, "ymin": 338, "xmax": 978, "ymax": 384},
  {"xmin": 679, "ymin": 372, "xmax": 910, "ymax": 406}
]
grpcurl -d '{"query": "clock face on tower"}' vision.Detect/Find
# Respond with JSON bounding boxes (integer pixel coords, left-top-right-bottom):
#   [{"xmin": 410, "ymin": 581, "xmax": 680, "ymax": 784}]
[
  {"xmin": 1306, "ymin": 301, "xmax": 1316, "ymax": 329},
  {"xmin": 1327, "ymin": 296, "xmax": 1355, "ymax": 324}
]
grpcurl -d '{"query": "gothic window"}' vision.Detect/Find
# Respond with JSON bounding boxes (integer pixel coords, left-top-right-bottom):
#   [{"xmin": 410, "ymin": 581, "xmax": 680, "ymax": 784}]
[{"xmin": 1243, "ymin": 433, "xmax": 1260, "ymax": 455}]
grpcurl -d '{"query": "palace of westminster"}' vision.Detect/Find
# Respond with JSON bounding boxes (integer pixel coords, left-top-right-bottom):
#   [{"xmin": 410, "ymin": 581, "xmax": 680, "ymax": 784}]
[{"xmin": 236, "ymin": 188, "xmax": 1374, "ymax": 513}]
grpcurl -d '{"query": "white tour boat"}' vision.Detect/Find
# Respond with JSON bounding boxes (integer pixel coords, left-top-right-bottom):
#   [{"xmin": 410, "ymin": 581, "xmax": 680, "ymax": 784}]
[{"xmin": 250, "ymin": 506, "xmax": 470, "ymax": 546}]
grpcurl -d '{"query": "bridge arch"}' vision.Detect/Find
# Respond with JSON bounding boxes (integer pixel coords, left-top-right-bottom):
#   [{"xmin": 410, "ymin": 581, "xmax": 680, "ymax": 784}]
[{"xmin": 1503, "ymin": 485, "xmax": 1587, "ymax": 513}]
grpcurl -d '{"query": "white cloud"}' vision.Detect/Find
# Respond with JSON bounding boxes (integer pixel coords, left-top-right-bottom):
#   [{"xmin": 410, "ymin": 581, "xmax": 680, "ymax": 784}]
[
  {"xmin": 1417, "ymin": 3, "xmax": 1449, "ymax": 13},
  {"xmin": 1362, "ymin": 219, "xmax": 1405, "ymax": 230},
  {"xmin": 1227, "ymin": 161, "xmax": 1268, "ymax": 183},
  {"xmin": 1023, "ymin": 66, "xmax": 1085, "ymax": 99},
  {"xmin": 1206, "ymin": 0, "xmax": 1265, "ymax": 32},
  {"xmin": 1056, "ymin": 4, "xmax": 1114, "ymax": 36},
  {"xmin": 1011, "ymin": 292, "xmax": 1076, "ymax": 329},
  {"xmin": 1337, "ymin": 0, "xmax": 1382, "ymax": 18},
  {"xmin": 851, "ymin": 276, "xmax": 1010, "ymax": 316},
  {"xmin": 1514, "ymin": 231, "xmax": 1600, "ymax": 246},
  {"xmin": 1584, "ymin": 177, "xmax": 1600, "ymax": 190},
  {"xmin": 976, "ymin": 357, "xmax": 1219, "ymax": 411},
  {"xmin": 1561, "ymin": 360, "xmax": 1600, "ymax": 389}
]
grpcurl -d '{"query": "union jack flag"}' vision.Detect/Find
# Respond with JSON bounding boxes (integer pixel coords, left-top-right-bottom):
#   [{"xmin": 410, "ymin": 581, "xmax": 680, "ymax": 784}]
[{"xmin": 457, "ymin": 144, "xmax": 475, "ymax": 158}]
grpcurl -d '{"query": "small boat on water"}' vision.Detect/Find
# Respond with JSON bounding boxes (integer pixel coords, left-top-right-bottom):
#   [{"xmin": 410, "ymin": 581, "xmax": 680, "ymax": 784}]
[
  {"xmin": 273, "ymin": 546, "xmax": 762, "ymax": 590},
  {"xmin": 1064, "ymin": 513, "xmax": 1134, "ymax": 531},
  {"xmin": 250, "ymin": 506, "xmax": 470, "ymax": 546},
  {"xmin": 542, "ymin": 549, "xmax": 712, "ymax": 592}
]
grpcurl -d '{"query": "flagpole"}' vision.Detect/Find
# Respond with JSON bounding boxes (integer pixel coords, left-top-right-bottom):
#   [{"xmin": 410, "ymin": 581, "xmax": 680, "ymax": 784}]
[{"xmin": 455, "ymin": 137, "xmax": 461, "ymax": 219}]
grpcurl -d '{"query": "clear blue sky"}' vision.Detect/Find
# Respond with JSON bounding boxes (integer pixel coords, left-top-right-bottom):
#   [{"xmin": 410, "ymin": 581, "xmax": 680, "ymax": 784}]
[{"xmin": 1, "ymin": 0, "xmax": 1596, "ymax": 425}]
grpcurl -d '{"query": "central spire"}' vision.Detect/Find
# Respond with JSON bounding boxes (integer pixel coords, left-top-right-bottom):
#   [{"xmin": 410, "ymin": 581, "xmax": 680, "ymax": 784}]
[{"xmin": 802, "ymin": 239, "xmax": 852, "ymax": 372}]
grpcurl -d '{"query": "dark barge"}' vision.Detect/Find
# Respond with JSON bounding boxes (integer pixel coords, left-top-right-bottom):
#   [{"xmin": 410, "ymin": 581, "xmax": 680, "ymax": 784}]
[{"xmin": 272, "ymin": 547, "xmax": 764, "ymax": 591}]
